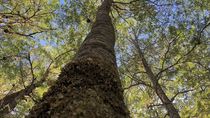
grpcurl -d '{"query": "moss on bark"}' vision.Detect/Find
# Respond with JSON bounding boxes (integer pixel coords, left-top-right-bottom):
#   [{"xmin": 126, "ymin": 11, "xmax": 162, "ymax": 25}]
[{"xmin": 28, "ymin": 57, "xmax": 129, "ymax": 118}]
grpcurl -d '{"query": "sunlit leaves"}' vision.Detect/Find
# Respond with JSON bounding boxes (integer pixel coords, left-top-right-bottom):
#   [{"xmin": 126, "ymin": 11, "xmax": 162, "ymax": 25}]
[{"xmin": 0, "ymin": 0, "xmax": 210, "ymax": 117}]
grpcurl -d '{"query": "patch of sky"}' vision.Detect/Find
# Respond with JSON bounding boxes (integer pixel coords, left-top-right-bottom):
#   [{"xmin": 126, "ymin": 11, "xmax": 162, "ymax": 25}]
[
  {"xmin": 54, "ymin": 8, "xmax": 67, "ymax": 16},
  {"xmin": 0, "ymin": 5, "xmax": 3, "ymax": 11},
  {"xmin": 116, "ymin": 44, "xmax": 133, "ymax": 67},
  {"xmin": 50, "ymin": 19, "xmax": 59, "ymax": 28},
  {"xmin": 66, "ymin": 0, "xmax": 71, "ymax": 4},
  {"xmin": 31, "ymin": 35, "xmax": 47, "ymax": 47},
  {"xmin": 76, "ymin": 7, "xmax": 81, "ymax": 14},
  {"xmin": 204, "ymin": 10, "xmax": 210, "ymax": 16},
  {"xmin": 138, "ymin": 33, "xmax": 149, "ymax": 40},
  {"xmin": 60, "ymin": 0, "xmax": 65, "ymax": 5},
  {"xmin": 31, "ymin": 33, "xmax": 58, "ymax": 49},
  {"xmin": 171, "ymin": 2, "xmax": 178, "ymax": 13},
  {"xmin": 116, "ymin": 52, "xmax": 122, "ymax": 67},
  {"xmin": 153, "ymin": 0, "xmax": 190, "ymax": 27},
  {"xmin": 39, "ymin": 39, "xmax": 48, "ymax": 46}
]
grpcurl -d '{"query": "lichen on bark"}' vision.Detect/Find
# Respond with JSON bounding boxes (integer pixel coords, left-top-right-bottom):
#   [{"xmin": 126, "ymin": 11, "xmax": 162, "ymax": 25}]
[{"xmin": 28, "ymin": 58, "xmax": 129, "ymax": 118}]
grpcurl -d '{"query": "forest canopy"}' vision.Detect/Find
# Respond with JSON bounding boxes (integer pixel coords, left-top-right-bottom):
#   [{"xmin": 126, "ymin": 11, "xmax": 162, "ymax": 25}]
[{"xmin": 0, "ymin": 0, "xmax": 210, "ymax": 117}]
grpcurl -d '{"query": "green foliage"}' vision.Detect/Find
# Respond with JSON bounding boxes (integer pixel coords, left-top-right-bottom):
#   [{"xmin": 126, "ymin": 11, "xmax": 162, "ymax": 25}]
[{"xmin": 0, "ymin": 0, "xmax": 210, "ymax": 117}]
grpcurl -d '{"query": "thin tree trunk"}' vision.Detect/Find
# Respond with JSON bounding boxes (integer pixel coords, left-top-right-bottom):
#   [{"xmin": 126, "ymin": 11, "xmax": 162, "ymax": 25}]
[
  {"xmin": 133, "ymin": 40, "xmax": 180, "ymax": 118},
  {"xmin": 28, "ymin": 0, "xmax": 129, "ymax": 117}
]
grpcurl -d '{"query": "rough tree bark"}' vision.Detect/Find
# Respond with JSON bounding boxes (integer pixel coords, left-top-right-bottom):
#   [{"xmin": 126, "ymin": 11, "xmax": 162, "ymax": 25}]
[
  {"xmin": 133, "ymin": 39, "xmax": 180, "ymax": 118},
  {"xmin": 28, "ymin": 0, "xmax": 129, "ymax": 117}
]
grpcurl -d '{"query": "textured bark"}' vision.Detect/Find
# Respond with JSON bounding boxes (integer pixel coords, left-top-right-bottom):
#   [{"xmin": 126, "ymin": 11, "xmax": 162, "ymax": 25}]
[
  {"xmin": 134, "ymin": 43, "xmax": 180, "ymax": 118},
  {"xmin": 27, "ymin": 0, "xmax": 129, "ymax": 117}
]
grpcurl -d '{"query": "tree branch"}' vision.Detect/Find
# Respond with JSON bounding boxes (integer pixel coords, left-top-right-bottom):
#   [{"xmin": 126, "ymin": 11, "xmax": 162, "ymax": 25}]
[
  {"xmin": 160, "ymin": 34, "xmax": 180, "ymax": 70},
  {"xmin": 27, "ymin": 52, "xmax": 36, "ymax": 84},
  {"xmin": 147, "ymin": 103, "xmax": 163, "ymax": 109},
  {"xmin": 124, "ymin": 81, "xmax": 152, "ymax": 90},
  {"xmin": 146, "ymin": 0, "xmax": 176, "ymax": 6},
  {"xmin": 112, "ymin": 0, "xmax": 139, "ymax": 5},
  {"xmin": 171, "ymin": 89, "xmax": 194, "ymax": 102},
  {"xmin": 156, "ymin": 43, "xmax": 197, "ymax": 79}
]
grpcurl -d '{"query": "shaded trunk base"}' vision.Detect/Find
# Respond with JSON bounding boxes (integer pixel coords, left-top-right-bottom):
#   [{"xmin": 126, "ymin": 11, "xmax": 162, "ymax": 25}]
[{"xmin": 28, "ymin": 57, "xmax": 129, "ymax": 118}]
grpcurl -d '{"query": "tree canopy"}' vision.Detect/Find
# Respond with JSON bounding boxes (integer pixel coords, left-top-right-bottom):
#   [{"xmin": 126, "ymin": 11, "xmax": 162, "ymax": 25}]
[{"xmin": 0, "ymin": 0, "xmax": 210, "ymax": 117}]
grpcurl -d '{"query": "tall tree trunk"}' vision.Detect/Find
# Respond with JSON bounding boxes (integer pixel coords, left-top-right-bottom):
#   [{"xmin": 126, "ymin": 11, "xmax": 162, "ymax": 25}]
[
  {"xmin": 133, "ymin": 41, "xmax": 180, "ymax": 118},
  {"xmin": 28, "ymin": 0, "xmax": 129, "ymax": 117}
]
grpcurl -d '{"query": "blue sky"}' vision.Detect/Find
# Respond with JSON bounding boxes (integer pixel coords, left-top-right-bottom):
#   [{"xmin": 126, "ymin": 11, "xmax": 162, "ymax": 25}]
[{"xmin": 60, "ymin": 0, "xmax": 65, "ymax": 5}]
